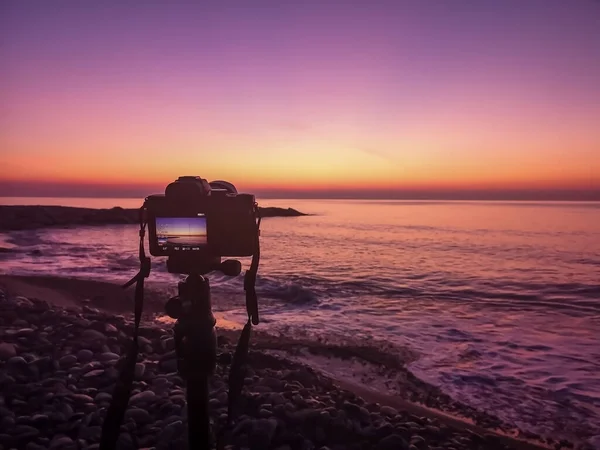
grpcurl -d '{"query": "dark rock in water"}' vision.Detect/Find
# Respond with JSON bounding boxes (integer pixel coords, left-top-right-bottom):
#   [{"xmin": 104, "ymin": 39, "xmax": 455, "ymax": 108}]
[
  {"xmin": 0, "ymin": 342, "xmax": 17, "ymax": 360},
  {"xmin": 0, "ymin": 205, "xmax": 307, "ymax": 230},
  {"xmin": 377, "ymin": 434, "xmax": 409, "ymax": 450}
]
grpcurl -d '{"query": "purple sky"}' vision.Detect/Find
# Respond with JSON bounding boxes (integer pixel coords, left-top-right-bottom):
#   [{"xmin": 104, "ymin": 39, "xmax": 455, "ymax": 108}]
[{"xmin": 1, "ymin": 0, "xmax": 599, "ymax": 199}]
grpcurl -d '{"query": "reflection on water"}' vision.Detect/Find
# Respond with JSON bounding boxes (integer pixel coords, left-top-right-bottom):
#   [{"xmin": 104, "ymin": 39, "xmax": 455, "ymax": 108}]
[{"xmin": 1, "ymin": 198, "xmax": 600, "ymax": 443}]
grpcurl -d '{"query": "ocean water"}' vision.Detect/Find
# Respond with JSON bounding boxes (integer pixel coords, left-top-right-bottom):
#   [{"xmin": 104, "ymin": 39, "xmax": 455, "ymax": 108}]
[{"xmin": 1, "ymin": 197, "xmax": 600, "ymax": 444}]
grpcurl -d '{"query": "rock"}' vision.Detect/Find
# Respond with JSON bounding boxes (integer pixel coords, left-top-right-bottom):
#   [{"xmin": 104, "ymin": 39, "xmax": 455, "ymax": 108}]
[
  {"xmin": 6, "ymin": 356, "xmax": 28, "ymax": 374},
  {"xmin": 15, "ymin": 327, "xmax": 35, "ymax": 337},
  {"xmin": 15, "ymin": 424, "xmax": 40, "ymax": 439},
  {"xmin": 50, "ymin": 435, "xmax": 75, "ymax": 449},
  {"xmin": 377, "ymin": 434, "xmax": 408, "ymax": 450},
  {"xmin": 71, "ymin": 394, "xmax": 95, "ymax": 403},
  {"xmin": 410, "ymin": 435, "xmax": 426, "ymax": 448},
  {"xmin": 83, "ymin": 369, "xmax": 105, "ymax": 379},
  {"xmin": 77, "ymin": 349, "xmax": 94, "ymax": 363},
  {"xmin": 59, "ymin": 354, "xmax": 78, "ymax": 368},
  {"xmin": 105, "ymin": 323, "xmax": 118, "ymax": 333},
  {"xmin": 129, "ymin": 390, "xmax": 156, "ymax": 405},
  {"xmin": 134, "ymin": 363, "xmax": 146, "ymax": 379},
  {"xmin": 161, "ymin": 337, "xmax": 175, "ymax": 351},
  {"xmin": 15, "ymin": 296, "xmax": 34, "ymax": 307},
  {"xmin": 158, "ymin": 420, "xmax": 183, "ymax": 444},
  {"xmin": 81, "ymin": 329, "xmax": 107, "ymax": 342},
  {"xmin": 249, "ymin": 418, "xmax": 278, "ymax": 448},
  {"xmin": 94, "ymin": 392, "xmax": 112, "ymax": 403},
  {"xmin": 125, "ymin": 408, "xmax": 151, "ymax": 424},
  {"xmin": 98, "ymin": 352, "xmax": 119, "ymax": 361},
  {"xmin": 159, "ymin": 358, "xmax": 178, "ymax": 372},
  {"xmin": 380, "ymin": 406, "xmax": 398, "ymax": 417},
  {"xmin": 0, "ymin": 342, "xmax": 17, "ymax": 360},
  {"xmin": 79, "ymin": 426, "xmax": 102, "ymax": 441},
  {"xmin": 116, "ymin": 432, "xmax": 135, "ymax": 450}
]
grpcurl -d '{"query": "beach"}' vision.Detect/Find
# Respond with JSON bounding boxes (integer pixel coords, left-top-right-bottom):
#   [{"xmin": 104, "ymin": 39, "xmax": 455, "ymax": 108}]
[
  {"xmin": 1, "ymin": 200, "xmax": 598, "ymax": 450},
  {"xmin": 0, "ymin": 274, "xmax": 558, "ymax": 450}
]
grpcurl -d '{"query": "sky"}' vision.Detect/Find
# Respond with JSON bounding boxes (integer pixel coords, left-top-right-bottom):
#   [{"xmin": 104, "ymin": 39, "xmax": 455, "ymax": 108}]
[{"xmin": 1, "ymin": 0, "xmax": 599, "ymax": 200}]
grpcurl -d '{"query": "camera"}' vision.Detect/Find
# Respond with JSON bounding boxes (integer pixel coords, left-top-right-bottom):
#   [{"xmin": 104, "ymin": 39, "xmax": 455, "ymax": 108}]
[{"xmin": 144, "ymin": 176, "xmax": 259, "ymax": 273}]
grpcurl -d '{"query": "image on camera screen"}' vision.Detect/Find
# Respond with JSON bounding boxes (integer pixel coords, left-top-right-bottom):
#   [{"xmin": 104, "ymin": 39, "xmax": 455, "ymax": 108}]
[{"xmin": 155, "ymin": 216, "xmax": 207, "ymax": 251}]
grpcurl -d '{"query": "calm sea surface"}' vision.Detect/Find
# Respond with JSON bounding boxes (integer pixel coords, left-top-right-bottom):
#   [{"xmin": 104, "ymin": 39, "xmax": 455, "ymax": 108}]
[{"xmin": 1, "ymin": 197, "xmax": 600, "ymax": 444}]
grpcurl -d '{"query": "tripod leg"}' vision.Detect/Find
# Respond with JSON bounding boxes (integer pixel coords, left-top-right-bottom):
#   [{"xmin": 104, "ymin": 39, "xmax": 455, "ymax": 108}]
[{"xmin": 186, "ymin": 372, "xmax": 211, "ymax": 449}]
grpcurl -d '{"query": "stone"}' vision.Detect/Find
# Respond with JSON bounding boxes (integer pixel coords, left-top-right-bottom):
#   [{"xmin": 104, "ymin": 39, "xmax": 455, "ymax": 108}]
[
  {"xmin": 50, "ymin": 435, "xmax": 75, "ymax": 449},
  {"xmin": 95, "ymin": 392, "xmax": 112, "ymax": 403},
  {"xmin": 377, "ymin": 434, "xmax": 408, "ymax": 450},
  {"xmin": 15, "ymin": 424, "xmax": 40, "ymax": 439},
  {"xmin": 59, "ymin": 354, "xmax": 78, "ymax": 368},
  {"xmin": 134, "ymin": 363, "xmax": 146, "ymax": 379},
  {"xmin": 249, "ymin": 418, "xmax": 278, "ymax": 448},
  {"xmin": 79, "ymin": 426, "xmax": 102, "ymax": 441},
  {"xmin": 159, "ymin": 358, "xmax": 178, "ymax": 372},
  {"xmin": 83, "ymin": 369, "xmax": 105, "ymax": 379},
  {"xmin": 82, "ymin": 329, "xmax": 107, "ymax": 342},
  {"xmin": 6, "ymin": 356, "xmax": 28, "ymax": 374},
  {"xmin": 380, "ymin": 406, "xmax": 398, "ymax": 417},
  {"xmin": 158, "ymin": 420, "xmax": 183, "ymax": 444},
  {"xmin": 98, "ymin": 352, "xmax": 119, "ymax": 361},
  {"xmin": 129, "ymin": 390, "xmax": 156, "ymax": 405},
  {"xmin": 0, "ymin": 342, "xmax": 17, "ymax": 360},
  {"xmin": 125, "ymin": 408, "xmax": 151, "ymax": 424},
  {"xmin": 15, "ymin": 328, "xmax": 35, "ymax": 337},
  {"xmin": 116, "ymin": 432, "xmax": 135, "ymax": 450},
  {"xmin": 71, "ymin": 394, "xmax": 95, "ymax": 403},
  {"xmin": 77, "ymin": 349, "xmax": 94, "ymax": 363},
  {"xmin": 105, "ymin": 323, "xmax": 118, "ymax": 333}
]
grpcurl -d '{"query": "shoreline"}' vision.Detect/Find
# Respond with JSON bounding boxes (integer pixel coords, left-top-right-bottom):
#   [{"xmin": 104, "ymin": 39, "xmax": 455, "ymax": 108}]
[
  {"xmin": 0, "ymin": 274, "xmax": 564, "ymax": 449},
  {"xmin": 0, "ymin": 205, "xmax": 308, "ymax": 231}
]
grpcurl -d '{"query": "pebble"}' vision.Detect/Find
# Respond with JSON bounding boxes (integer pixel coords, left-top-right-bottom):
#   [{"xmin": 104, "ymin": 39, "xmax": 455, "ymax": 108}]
[
  {"xmin": 49, "ymin": 436, "xmax": 75, "ymax": 449},
  {"xmin": 378, "ymin": 433, "xmax": 409, "ymax": 450},
  {"xmin": 98, "ymin": 352, "xmax": 119, "ymax": 361},
  {"xmin": 59, "ymin": 354, "xmax": 78, "ymax": 367},
  {"xmin": 380, "ymin": 406, "xmax": 398, "ymax": 417},
  {"xmin": 0, "ymin": 342, "xmax": 17, "ymax": 359},
  {"xmin": 6, "ymin": 356, "xmax": 28, "ymax": 373},
  {"xmin": 134, "ymin": 362, "xmax": 146, "ymax": 379},
  {"xmin": 125, "ymin": 408, "xmax": 152, "ymax": 424},
  {"xmin": 77, "ymin": 349, "xmax": 94, "ymax": 363},
  {"xmin": 81, "ymin": 329, "xmax": 107, "ymax": 342},
  {"xmin": 71, "ymin": 394, "xmax": 95, "ymax": 403},
  {"xmin": 129, "ymin": 390, "xmax": 156, "ymax": 405},
  {"xmin": 0, "ymin": 290, "xmax": 570, "ymax": 450},
  {"xmin": 83, "ymin": 369, "xmax": 105, "ymax": 378}
]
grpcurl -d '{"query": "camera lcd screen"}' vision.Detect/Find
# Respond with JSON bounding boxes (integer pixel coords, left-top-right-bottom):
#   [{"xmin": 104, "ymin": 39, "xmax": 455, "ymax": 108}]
[{"xmin": 155, "ymin": 215, "xmax": 208, "ymax": 251}]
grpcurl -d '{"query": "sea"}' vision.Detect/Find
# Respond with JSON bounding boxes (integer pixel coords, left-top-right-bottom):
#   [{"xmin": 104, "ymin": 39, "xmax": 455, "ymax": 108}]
[{"xmin": 1, "ymin": 197, "xmax": 599, "ymax": 445}]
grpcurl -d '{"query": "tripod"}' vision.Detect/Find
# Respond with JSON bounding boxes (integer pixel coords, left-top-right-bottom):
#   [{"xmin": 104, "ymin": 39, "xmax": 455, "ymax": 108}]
[{"xmin": 165, "ymin": 274, "xmax": 217, "ymax": 448}]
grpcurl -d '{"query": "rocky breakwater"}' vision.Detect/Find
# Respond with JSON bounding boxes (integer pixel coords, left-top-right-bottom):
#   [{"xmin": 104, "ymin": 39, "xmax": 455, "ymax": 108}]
[
  {"xmin": 0, "ymin": 205, "xmax": 307, "ymax": 231},
  {"xmin": 0, "ymin": 290, "xmax": 553, "ymax": 450}
]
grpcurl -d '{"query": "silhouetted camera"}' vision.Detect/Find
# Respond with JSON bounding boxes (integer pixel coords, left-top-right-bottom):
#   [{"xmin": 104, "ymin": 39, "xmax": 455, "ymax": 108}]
[{"xmin": 144, "ymin": 176, "xmax": 259, "ymax": 273}]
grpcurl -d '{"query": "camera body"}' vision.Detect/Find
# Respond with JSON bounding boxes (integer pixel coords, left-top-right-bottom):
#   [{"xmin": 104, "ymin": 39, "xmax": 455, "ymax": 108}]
[{"xmin": 145, "ymin": 176, "xmax": 258, "ymax": 263}]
